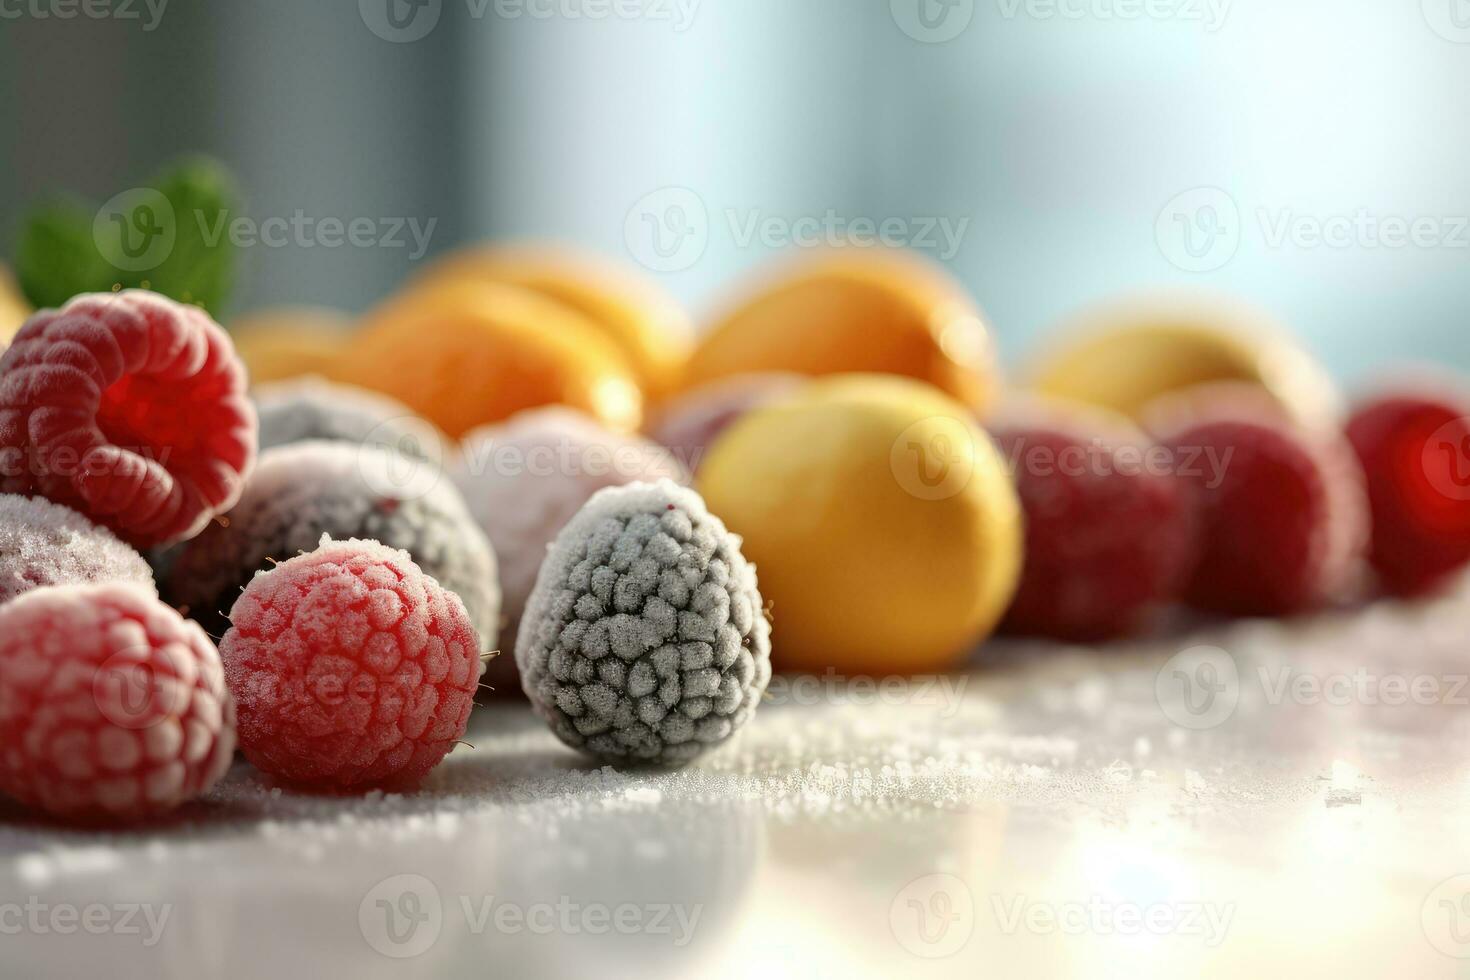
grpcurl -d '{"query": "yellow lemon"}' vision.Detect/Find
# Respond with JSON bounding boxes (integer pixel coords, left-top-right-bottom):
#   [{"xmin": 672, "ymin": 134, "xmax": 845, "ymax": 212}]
[
  {"xmin": 411, "ymin": 244, "xmax": 692, "ymax": 400},
  {"xmin": 0, "ymin": 263, "xmax": 32, "ymax": 345},
  {"xmin": 697, "ymin": 374, "xmax": 1022, "ymax": 675},
  {"xmin": 229, "ymin": 306, "xmax": 353, "ymax": 386},
  {"xmin": 1025, "ymin": 291, "xmax": 1340, "ymax": 428},
  {"xmin": 339, "ymin": 280, "xmax": 642, "ymax": 439},
  {"xmin": 684, "ymin": 248, "xmax": 999, "ymax": 412}
]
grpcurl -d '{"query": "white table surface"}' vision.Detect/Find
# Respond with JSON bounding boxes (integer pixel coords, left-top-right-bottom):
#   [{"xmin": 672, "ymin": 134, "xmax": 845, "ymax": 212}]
[{"xmin": 5, "ymin": 581, "xmax": 1470, "ymax": 979}]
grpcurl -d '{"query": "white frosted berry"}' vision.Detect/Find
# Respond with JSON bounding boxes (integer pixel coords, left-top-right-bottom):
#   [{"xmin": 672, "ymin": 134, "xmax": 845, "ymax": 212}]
[
  {"xmin": 517, "ymin": 479, "xmax": 771, "ymax": 765},
  {"xmin": 0, "ymin": 494, "xmax": 156, "ymax": 605}
]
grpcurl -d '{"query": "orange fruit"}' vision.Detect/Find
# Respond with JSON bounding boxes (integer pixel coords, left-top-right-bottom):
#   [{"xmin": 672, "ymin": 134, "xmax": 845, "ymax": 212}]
[
  {"xmin": 411, "ymin": 244, "xmax": 692, "ymax": 399},
  {"xmin": 0, "ymin": 263, "xmax": 32, "ymax": 346},
  {"xmin": 229, "ymin": 306, "xmax": 353, "ymax": 386},
  {"xmin": 684, "ymin": 248, "xmax": 998, "ymax": 411},
  {"xmin": 1025, "ymin": 291, "xmax": 1341, "ymax": 429},
  {"xmin": 697, "ymin": 374, "xmax": 1022, "ymax": 675},
  {"xmin": 338, "ymin": 280, "xmax": 642, "ymax": 439}
]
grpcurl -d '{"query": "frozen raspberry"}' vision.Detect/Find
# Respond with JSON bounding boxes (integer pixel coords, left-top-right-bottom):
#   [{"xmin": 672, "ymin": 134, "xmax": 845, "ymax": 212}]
[
  {"xmin": 166, "ymin": 440, "xmax": 499, "ymax": 650},
  {"xmin": 517, "ymin": 480, "xmax": 771, "ymax": 766},
  {"xmin": 645, "ymin": 373, "xmax": 804, "ymax": 473},
  {"xmin": 451, "ymin": 407, "xmax": 684, "ymax": 652},
  {"xmin": 220, "ymin": 536, "xmax": 481, "ymax": 788},
  {"xmin": 1346, "ymin": 382, "xmax": 1470, "ymax": 595},
  {"xmin": 253, "ymin": 376, "xmax": 449, "ymax": 461},
  {"xmin": 0, "ymin": 582, "xmax": 236, "ymax": 821},
  {"xmin": 1151, "ymin": 387, "xmax": 1368, "ymax": 616},
  {"xmin": 0, "ymin": 493, "xmax": 156, "ymax": 604},
  {"xmin": 0, "ymin": 291, "xmax": 256, "ymax": 548},
  {"xmin": 992, "ymin": 402, "xmax": 1194, "ymax": 640}
]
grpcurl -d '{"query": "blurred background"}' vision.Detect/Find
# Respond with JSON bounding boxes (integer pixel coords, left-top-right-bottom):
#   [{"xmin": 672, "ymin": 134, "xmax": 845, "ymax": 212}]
[{"xmin": 2, "ymin": 0, "xmax": 1467, "ymax": 380}]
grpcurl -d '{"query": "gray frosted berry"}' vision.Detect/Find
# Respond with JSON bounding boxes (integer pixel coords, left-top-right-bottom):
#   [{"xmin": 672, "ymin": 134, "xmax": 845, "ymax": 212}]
[
  {"xmin": 517, "ymin": 479, "xmax": 771, "ymax": 765},
  {"xmin": 165, "ymin": 440, "xmax": 500, "ymax": 649},
  {"xmin": 252, "ymin": 376, "xmax": 448, "ymax": 460}
]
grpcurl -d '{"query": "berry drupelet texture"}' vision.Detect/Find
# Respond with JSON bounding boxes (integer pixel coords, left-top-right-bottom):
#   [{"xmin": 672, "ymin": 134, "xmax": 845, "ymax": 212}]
[
  {"xmin": 517, "ymin": 480, "xmax": 771, "ymax": 766},
  {"xmin": 219, "ymin": 536, "xmax": 481, "ymax": 788},
  {"xmin": 0, "ymin": 290, "xmax": 256, "ymax": 548},
  {"xmin": 0, "ymin": 582, "xmax": 236, "ymax": 821}
]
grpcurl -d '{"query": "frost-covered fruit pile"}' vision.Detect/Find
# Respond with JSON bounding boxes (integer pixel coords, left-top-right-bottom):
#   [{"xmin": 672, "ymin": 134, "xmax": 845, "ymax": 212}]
[
  {"xmin": 0, "ymin": 582, "xmax": 236, "ymax": 821},
  {"xmin": 220, "ymin": 536, "xmax": 482, "ymax": 788},
  {"xmin": 1346, "ymin": 385, "xmax": 1470, "ymax": 596},
  {"xmin": 253, "ymin": 375, "xmax": 448, "ymax": 461},
  {"xmin": 451, "ymin": 407, "xmax": 685, "ymax": 645},
  {"xmin": 0, "ymin": 290, "xmax": 256, "ymax": 548},
  {"xmin": 0, "ymin": 493, "xmax": 155, "ymax": 604},
  {"xmin": 991, "ymin": 402, "xmax": 1194, "ymax": 641},
  {"xmin": 1150, "ymin": 386, "xmax": 1368, "ymax": 616},
  {"xmin": 517, "ymin": 480, "xmax": 771, "ymax": 765},
  {"xmin": 166, "ymin": 440, "xmax": 499, "ymax": 649}
]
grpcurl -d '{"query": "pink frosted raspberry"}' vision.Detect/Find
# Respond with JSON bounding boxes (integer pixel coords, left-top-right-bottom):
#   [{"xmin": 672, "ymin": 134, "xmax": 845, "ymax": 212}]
[
  {"xmin": 220, "ymin": 536, "xmax": 482, "ymax": 788},
  {"xmin": 0, "ymin": 582, "xmax": 236, "ymax": 822},
  {"xmin": 0, "ymin": 290, "xmax": 257, "ymax": 548}
]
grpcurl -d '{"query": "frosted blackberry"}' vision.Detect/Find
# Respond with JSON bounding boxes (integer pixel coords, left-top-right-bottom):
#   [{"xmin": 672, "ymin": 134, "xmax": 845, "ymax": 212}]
[
  {"xmin": 165, "ymin": 440, "xmax": 500, "ymax": 649},
  {"xmin": 0, "ymin": 494, "xmax": 155, "ymax": 604},
  {"xmin": 517, "ymin": 479, "xmax": 771, "ymax": 765},
  {"xmin": 253, "ymin": 376, "xmax": 448, "ymax": 461}
]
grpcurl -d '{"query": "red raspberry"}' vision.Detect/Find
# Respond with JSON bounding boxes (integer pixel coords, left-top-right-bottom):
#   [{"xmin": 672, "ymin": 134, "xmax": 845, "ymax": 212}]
[
  {"xmin": 0, "ymin": 582, "xmax": 236, "ymax": 822},
  {"xmin": 220, "ymin": 537, "xmax": 481, "ymax": 789},
  {"xmin": 1152, "ymin": 388, "xmax": 1367, "ymax": 616},
  {"xmin": 1346, "ymin": 384, "xmax": 1470, "ymax": 595},
  {"xmin": 992, "ymin": 402, "xmax": 1195, "ymax": 640},
  {"xmin": 0, "ymin": 290, "xmax": 257, "ymax": 548}
]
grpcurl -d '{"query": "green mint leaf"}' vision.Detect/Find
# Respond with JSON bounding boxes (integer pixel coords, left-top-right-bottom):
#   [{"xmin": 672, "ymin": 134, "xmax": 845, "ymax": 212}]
[{"xmin": 15, "ymin": 156, "xmax": 240, "ymax": 316}]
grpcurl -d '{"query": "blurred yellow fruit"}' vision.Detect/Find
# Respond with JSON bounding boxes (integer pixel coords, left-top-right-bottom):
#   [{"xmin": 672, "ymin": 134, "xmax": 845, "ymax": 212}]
[
  {"xmin": 339, "ymin": 280, "xmax": 642, "ymax": 439},
  {"xmin": 0, "ymin": 263, "xmax": 32, "ymax": 345},
  {"xmin": 684, "ymin": 249, "xmax": 998, "ymax": 411},
  {"xmin": 412, "ymin": 245, "xmax": 692, "ymax": 400},
  {"xmin": 1025, "ymin": 291, "xmax": 1341, "ymax": 428},
  {"xmin": 229, "ymin": 306, "xmax": 353, "ymax": 386},
  {"xmin": 697, "ymin": 374, "xmax": 1022, "ymax": 675}
]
